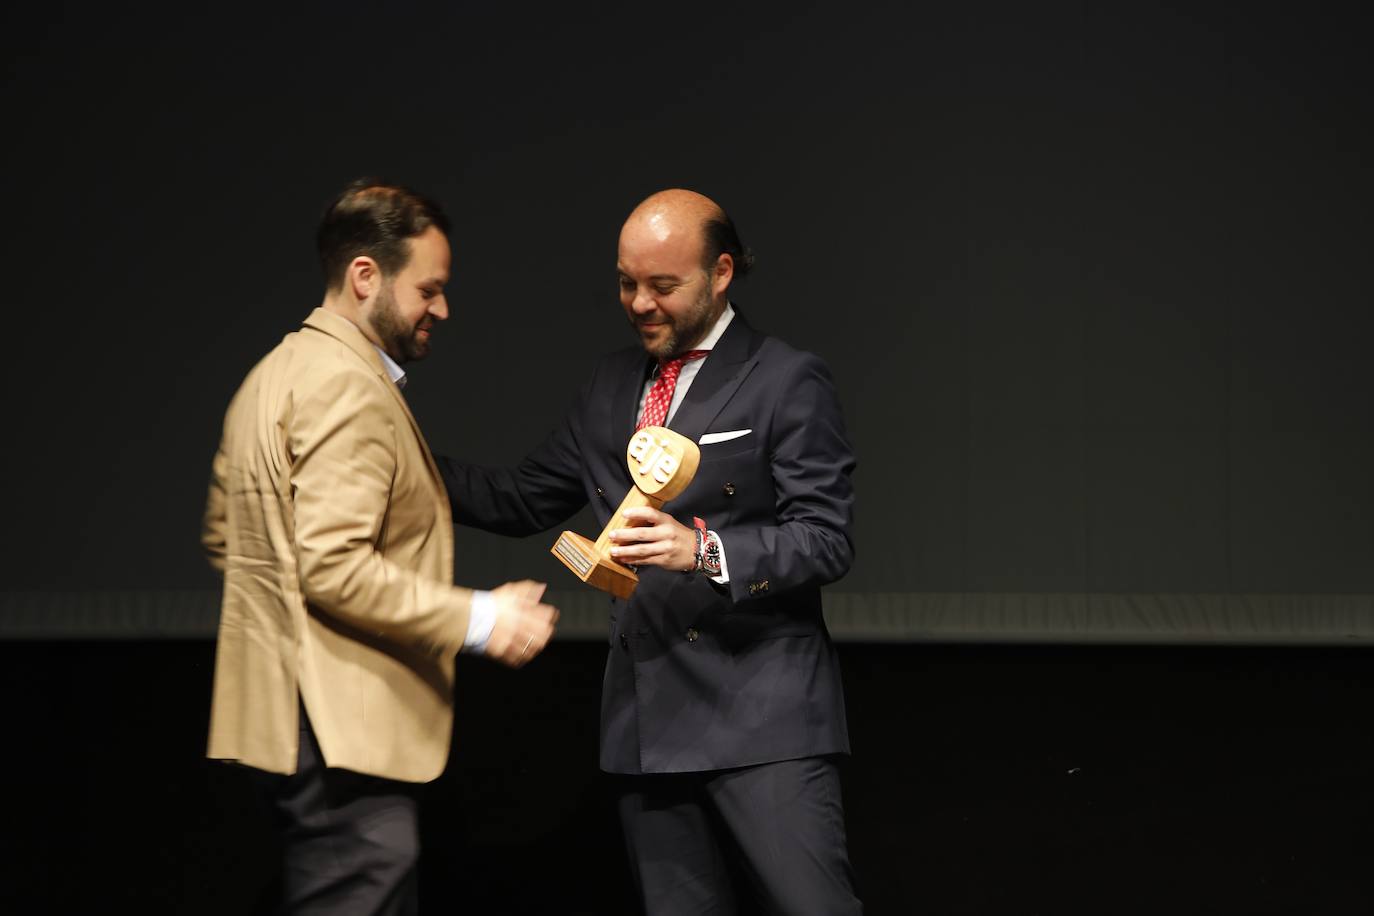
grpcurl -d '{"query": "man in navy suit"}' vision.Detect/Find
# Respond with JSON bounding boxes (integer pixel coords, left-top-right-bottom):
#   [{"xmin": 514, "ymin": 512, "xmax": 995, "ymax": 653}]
[{"xmin": 439, "ymin": 189, "xmax": 862, "ymax": 915}]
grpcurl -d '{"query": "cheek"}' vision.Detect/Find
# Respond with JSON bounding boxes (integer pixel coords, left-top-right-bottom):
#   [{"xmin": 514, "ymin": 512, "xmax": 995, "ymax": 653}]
[
  {"xmin": 403, "ymin": 300, "xmax": 431, "ymax": 325},
  {"xmin": 658, "ymin": 294, "xmax": 695, "ymax": 321}
]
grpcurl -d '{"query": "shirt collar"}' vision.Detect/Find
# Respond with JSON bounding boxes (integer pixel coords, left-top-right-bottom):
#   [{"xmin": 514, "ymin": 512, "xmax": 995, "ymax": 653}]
[
  {"xmin": 372, "ymin": 345, "xmax": 407, "ymax": 389},
  {"xmin": 692, "ymin": 301, "xmax": 735, "ymax": 353}
]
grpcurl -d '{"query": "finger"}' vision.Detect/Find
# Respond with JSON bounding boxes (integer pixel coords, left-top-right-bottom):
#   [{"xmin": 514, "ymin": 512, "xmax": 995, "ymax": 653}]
[
  {"xmin": 638, "ymin": 539, "xmax": 673, "ymax": 559},
  {"xmin": 620, "ymin": 507, "xmax": 660, "ymax": 524},
  {"xmin": 619, "ymin": 526, "xmax": 670, "ymax": 550},
  {"xmin": 510, "ymin": 628, "xmax": 549, "ymax": 664},
  {"xmin": 527, "ymin": 630, "xmax": 551, "ymax": 656},
  {"xmin": 629, "ymin": 541, "xmax": 671, "ymax": 560},
  {"xmin": 505, "ymin": 579, "xmax": 542, "ymax": 600},
  {"xmin": 611, "ymin": 548, "xmax": 648, "ymax": 566},
  {"xmin": 510, "ymin": 630, "xmax": 536, "ymax": 666}
]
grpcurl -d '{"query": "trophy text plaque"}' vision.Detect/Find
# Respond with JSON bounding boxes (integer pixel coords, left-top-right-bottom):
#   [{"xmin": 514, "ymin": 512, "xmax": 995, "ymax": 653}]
[{"xmin": 551, "ymin": 425, "xmax": 700, "ymax": 599}]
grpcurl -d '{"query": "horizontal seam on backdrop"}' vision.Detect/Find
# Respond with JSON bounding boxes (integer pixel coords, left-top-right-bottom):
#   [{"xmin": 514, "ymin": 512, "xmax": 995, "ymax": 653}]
[{"xmin": 0, "ymin": 590, "xmax": 1371, "ymax": 644}]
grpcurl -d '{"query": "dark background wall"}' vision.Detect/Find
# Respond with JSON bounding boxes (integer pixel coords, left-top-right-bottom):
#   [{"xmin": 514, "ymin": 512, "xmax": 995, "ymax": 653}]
[
  {"xmin": 2, "ymin": 2, "xmax": 1372, "ymax": 913},
  {"xmin": 3, "ymin": 1, "xmax": 1370, "ymax": 638}
]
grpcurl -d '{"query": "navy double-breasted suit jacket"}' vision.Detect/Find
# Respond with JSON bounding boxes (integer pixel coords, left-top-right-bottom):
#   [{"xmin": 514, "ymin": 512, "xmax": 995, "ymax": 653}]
[{"xmin": 439, "ymin": 310, "xmax": 856, "ymax": 774}]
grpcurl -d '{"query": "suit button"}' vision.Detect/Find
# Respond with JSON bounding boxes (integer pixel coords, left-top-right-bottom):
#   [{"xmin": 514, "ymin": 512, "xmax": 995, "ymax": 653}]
[
  {"xmin": 596, "ymin": 487, "xmax": 605, "ymax": 497},
  {"xmin": 685, "ymin": 627, "xmax": 699, "ymax": 642},
  {"xmin": 723, "ymin": 482, "xmax": 736, "ymax": 497},
  {"xmin": 619, "ymin": 633, "xmax": 629, "ymax": 650}
]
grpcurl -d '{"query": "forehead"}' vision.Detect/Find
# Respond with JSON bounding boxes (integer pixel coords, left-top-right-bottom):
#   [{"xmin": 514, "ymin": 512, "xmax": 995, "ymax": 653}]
[
  {"xmin": 399, "ymin": 226, "xmax": 450, "ymax": 279},
  {"xmin": 618, "ymin": 215, "xmax": 703, "ymax": 277}
]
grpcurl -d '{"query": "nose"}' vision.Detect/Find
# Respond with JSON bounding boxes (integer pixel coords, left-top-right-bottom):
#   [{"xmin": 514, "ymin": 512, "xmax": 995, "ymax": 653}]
[
  {"xmin": 429, "ymin": 296, "xmax": 450, "ymax": 321},
  {"xmin": 630, "ymin": 289, "xmax": 657, "ymax": 315}
]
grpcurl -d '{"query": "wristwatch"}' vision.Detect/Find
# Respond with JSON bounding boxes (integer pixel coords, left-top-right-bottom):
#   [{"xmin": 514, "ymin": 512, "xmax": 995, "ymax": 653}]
[{"xmin": 693, "ymin": 516, "xmax": 722, "ymax": 577}]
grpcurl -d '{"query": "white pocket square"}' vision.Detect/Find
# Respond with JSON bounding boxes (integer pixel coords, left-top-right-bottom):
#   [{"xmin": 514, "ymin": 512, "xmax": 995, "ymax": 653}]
[{"xmin": 699, "ymin": 429, "xmax": 752, "ymax": 445}]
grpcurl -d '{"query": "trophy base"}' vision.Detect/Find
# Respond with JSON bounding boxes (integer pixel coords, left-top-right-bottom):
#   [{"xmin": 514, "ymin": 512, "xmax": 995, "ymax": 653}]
[{"xmin": 551, "ymin": 531, "xmax": 638, "ymax": 599}]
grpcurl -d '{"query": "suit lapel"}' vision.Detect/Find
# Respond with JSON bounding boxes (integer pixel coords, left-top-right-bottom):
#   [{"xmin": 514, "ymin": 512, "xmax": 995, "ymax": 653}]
[
  {"xmin": 667, "ymin": 310, "xmax": 761, "ymax": 446},
  {"xmin": 301, "ymin": 308, "xmax": 447, "ymax": 495},
  {"xmin": 611, "ymin": 351, "xmax": 653, "ymax": 459}
]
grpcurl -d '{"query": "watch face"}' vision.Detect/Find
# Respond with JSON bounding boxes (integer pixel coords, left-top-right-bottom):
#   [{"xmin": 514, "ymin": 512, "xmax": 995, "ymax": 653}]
[{"xmin": 702, "ymin": 535, "xmax": 722, "ymax": 576}]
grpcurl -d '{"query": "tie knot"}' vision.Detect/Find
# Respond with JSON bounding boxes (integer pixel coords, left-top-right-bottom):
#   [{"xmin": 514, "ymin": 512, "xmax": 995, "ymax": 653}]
[
  {"xmin": 638, "ymin": 350, "xmax": 710, "ymax": 432},
  {"xmin": 658, "ymin": 349, "xmax": 709, "ymax": 376}
]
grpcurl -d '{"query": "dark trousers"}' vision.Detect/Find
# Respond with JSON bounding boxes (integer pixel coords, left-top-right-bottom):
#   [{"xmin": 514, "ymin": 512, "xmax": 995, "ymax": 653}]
[
  {"xmin": 616, "ymin": 756, "xmax": 863, "ymax": 916},
  {"xmin": 253, "ymin": 707, "xmax": 423, "ymax": 916}
]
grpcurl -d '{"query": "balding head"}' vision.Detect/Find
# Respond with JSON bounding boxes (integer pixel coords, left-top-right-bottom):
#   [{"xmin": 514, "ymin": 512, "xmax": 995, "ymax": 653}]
[
  {"xmin": 621, "ymin": 189, "xmax": 754, "ymax": 280},
  {"xmin": 624, "ymin": 188, "xmax": 721, "ymax": 246},
  {"xmin": 617, "ymin": 189, "xmax": 751, "ymax": 358}
]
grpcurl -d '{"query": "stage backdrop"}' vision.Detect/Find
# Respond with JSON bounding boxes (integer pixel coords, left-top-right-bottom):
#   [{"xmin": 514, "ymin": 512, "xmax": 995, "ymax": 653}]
[{"xmin": 2, "ymin": 2, "xmax": 1370, "ymax": 643}]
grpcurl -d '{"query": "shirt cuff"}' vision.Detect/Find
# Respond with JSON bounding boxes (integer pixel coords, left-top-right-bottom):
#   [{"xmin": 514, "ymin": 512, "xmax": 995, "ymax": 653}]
[
  {"xmin": 462, "ymin": 589, "xmax": 497, "ymax": 653},
  {"xmin": 708, "ymin": 530, "xmax": 729, "ymax": 585}
]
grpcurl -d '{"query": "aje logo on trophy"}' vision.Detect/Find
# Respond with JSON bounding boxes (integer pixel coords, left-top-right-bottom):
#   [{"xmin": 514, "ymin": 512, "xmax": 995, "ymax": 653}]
[{"xmin": 551, "ymin": 425, "xmax": 700, "ymax": 599}]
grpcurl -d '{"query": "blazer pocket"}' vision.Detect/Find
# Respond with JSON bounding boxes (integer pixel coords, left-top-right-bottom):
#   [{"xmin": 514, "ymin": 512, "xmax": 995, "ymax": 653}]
[{"xmin": 698, "ymin": 440, "xmax": 761, "ymax": 463}]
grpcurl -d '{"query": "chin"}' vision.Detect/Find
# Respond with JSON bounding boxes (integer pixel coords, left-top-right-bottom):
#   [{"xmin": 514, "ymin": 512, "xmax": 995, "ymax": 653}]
[{"xmin": 640, "ymin": 330, "xmax": 670, "ymax": 352}]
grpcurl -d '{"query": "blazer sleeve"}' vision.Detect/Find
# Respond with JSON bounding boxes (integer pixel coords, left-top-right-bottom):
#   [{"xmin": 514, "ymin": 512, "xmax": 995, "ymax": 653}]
[
  {"xmin": 716, "ymin": 351, "xmax": 856, "ymax": 604},
  {"xmin": 437, "ymin": 392, "xmax": 590, "ymax": 538},
  {"xmin": 201, "ymin": 441, "xmax": 229, "ymax": 574},
  {"xmin": 289, "ymin": 368, "xmax": 472, "ymax": 658}
]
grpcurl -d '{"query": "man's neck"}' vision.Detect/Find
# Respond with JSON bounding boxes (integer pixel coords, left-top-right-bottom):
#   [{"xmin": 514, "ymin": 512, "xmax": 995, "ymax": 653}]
[
  {"xmin": 321, "ymin": 296, "xmax": 388, "ymax": 353},
  {"xmin": 675, "ymin": 300, "xmax": 735, "ymax": 356}
]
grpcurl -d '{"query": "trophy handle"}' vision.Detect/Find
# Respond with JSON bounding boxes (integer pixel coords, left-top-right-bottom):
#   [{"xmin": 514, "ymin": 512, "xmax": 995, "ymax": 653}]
[{"xmin": 594, "ymin": 487, "xmax": 659, "ymax": 554}]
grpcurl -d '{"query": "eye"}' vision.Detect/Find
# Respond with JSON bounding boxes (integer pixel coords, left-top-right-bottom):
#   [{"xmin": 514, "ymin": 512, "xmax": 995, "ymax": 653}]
[
  {"xmin": 619, "ymin": 278, "xmax": 636, "ymax": 290},
  {"xmin": 653, "ymin": 284, "xmax": 676, "ymax": 295}
]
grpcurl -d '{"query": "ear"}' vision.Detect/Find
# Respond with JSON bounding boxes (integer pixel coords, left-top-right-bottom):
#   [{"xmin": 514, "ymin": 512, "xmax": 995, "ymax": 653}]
[
  {"xmin": 347, "ymin": 256, "xmax": 381, "ymax": 302},
  {"xmin": 712, "ymin": 253, "xmax": 734, "ymax": 297}
]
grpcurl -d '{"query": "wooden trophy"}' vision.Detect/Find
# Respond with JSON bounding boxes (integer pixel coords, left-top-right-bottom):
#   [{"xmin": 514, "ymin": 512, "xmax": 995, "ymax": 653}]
[{"xmin": 551, "ymin": 425, "xmax": 700, "ymax": 599}]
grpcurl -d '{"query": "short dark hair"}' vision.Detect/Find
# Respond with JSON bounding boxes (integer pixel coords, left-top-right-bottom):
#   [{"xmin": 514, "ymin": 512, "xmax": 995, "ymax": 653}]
[
  {"xmin": 317, "ymin": 179, "xmax": 450, "ymax": 291},
  {"xmin": 702, "ymin": 211, "xmax": 755, "ymax": 280}
]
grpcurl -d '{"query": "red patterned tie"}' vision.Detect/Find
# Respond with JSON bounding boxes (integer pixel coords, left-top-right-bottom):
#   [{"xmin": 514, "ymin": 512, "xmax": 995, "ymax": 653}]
[{"xmin": 637, "ymin": 350, "xmax": 708, "ymax": 430}]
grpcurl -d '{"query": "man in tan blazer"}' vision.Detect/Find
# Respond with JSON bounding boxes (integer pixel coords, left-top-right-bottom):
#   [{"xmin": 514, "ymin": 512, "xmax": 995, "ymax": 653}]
[{"xmin": 202, "ymin": 179, "xmax": 558, "ymax": 915}]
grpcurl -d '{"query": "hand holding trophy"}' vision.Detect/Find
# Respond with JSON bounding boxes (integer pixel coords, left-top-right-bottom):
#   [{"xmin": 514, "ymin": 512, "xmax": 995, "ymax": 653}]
[{"xmin": 551, "ymin": 426, "xmax": 700, "ymax": 599}]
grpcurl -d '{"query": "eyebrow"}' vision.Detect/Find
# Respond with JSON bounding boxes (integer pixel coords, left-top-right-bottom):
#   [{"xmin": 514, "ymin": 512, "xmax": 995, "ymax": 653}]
[{"xmin": 618, "ymin": 269, "xmax": 685, "ymax": 283}]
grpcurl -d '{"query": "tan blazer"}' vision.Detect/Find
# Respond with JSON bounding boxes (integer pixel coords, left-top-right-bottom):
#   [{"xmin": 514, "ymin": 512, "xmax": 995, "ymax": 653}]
[{"xmin": 202, "ymin": 307, "xmax": 472, "ymax": 783}]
